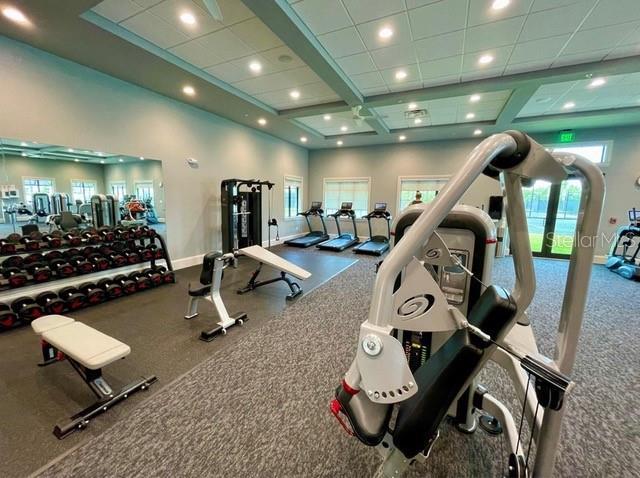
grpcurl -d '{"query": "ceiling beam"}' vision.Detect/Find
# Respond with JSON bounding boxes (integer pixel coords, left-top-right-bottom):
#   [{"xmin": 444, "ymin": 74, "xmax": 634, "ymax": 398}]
[
  {"xmin": 496, "ymin": 85, "xmax": 539, "ymax": 127},
  {"xmin": 278, "ymin": 100, "xmax": 350, "ymax": 119}
]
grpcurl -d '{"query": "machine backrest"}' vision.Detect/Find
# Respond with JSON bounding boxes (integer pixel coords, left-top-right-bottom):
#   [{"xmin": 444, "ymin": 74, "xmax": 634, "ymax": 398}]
[{"xmin": 200, "ymin": 252, "xmax": 222, "ymax": 285}]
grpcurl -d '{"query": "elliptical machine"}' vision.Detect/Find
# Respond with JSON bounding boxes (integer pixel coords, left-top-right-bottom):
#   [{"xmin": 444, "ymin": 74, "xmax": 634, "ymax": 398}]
[{"xmin": 605, "ymin": 208, "xmax": 640, "ymax": 280}]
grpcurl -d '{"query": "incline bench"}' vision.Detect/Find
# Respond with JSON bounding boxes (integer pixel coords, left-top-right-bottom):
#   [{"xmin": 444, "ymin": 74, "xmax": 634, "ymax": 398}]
[{"xmin": 32, "ymin": 315, "xmax": 157, "ymax": 439}]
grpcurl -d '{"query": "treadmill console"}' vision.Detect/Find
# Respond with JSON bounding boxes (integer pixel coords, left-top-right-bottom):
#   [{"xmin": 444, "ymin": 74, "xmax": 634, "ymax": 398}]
[
  {"xmin": 374, "ymin": 203, "xmax": 387, "ymax": 211},
  {"xmin": 311, "ymin": 201, "xmax": 322, "ymax": 210},
  {"xmin": 341, "ymin": 202, "xmax": 353, "ymax": 210}
]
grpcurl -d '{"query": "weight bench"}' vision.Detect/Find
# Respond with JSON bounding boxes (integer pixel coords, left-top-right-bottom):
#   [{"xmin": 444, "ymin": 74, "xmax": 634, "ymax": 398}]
[
  {"xmin": 236, "ymin": 245, "xmax": 311, "ymax": 300},
  {"xmin": 32, "ymin": 315, "xmax": 157, "ymax": 439}
]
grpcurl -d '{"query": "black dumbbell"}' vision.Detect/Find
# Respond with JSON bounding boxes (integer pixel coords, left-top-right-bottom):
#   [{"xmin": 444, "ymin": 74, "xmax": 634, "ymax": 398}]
[
  {"xmin": 2, "ymin": 255, "xmax": 24, "ymax": 269},
  {"xmin": 63, "ymin": 232, "xmax": 82, "ymax": 247},
  {"xmin": 113, "ymin": 227, "xmax": 131, "ymax": 241},
  {"xmin": 24, "ymin": 253, "xmax": 44, "ymax": 266},
  {"xmin": 25, "ymin": 262, "xmax": 52, "ymax": 283},
  {"xmin": 128, "ymin": 271, "xmax": 151, "ymax": 291},
  {"xmin": 141, "ymin": 267, "xmax": 163, "ymax": 287},
  {"xmin": 81, "ymin": 229, "xmax": 100, "ymax": 244},
  {"xmin": 0, "ymin": 303, "xmax": 18, "ymax": 330},
  {"xmin": 87, "ymin": 253, "xmax": 110, "ymax": 271},
  {"xmin": 104, "ymin": 249, "xmax": 127, "ymax": 267},
  {"xmin": 63, "ymin": 248, "xmax": 81, "ymax": 259},
  {"xmin": 58, "ymin": 287, "xmax": 88, "ymax": 310},
  {"xmin": 113, "ymin": 274, "xmax": 137, "ymax": 295},
  {"xmin": 124, "ymin": 250, "xmax": 141, "ymax": 265},
  {"xmin": 128, "ymin": 226, "xmax": 144, "ymax": 239},
  {"xmin": 154, "ymin": 247, "xmax": 164, "ymax": 259},
  {"xmin": 0, "ymin": 233, "xmax": 20, "ymax": 254},
  {"xmin": 41, "ymin": 233, "xmax": 62, "ymax": 249},
  {"xmin": 68, "ymin": 255, "xmax": 94, "ymax": 274},
  {"xmin": 35, "ymin": 291, "xmax": 66, "ymax": 314},
  {"xmin": 82, "ymin": 246, "xmax": 97, "ymax": 257},
  {"xmin": 79, "ymin": 282, "xmax": 107, "ymax": 305},
  {"xmin": 136, "ymin": 245, "xmax": 156, "ymax": 261},
  {"xmin": 11, "ymin": 297, "xmax": 45, "ymax": 322},
  {"xmin": 97, "ymin": 278, "xmax": 124, "ymax": 299},
  {"xmin": 154, "ymin": 266, "xmax": 176, "ymax": 284},
  {"xmin": 98, "ymin": 227, "xmax": 115, "ymax": 242},
  {"xmin": 20, "ymin": 232, "xmax": 41, "ymax": 251},
  {"xmin": 49, "ymin": 258, "xmax": 75, "ymax": 278},
  {"xmin": 2, "ymin": 267, "xmax": 28, "ymax": 288}
]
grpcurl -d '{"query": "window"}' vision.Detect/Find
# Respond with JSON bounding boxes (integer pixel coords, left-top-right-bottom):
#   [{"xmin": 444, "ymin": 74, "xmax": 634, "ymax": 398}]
[
  {"xmin": 397, "ymin": 176, "xmax": 449, "ymax": 211},
  {"xmin": 110, "ymin": 181, "xmax": 127, "ymax": 201},
  {"xmin": 22, "ymin": 177, "xmax": 55, "ymax": 206},
  {"xmin": 135, "ymin": 181, "xmax": 154, "ymax": 205},
  {"xmin": 546, "ymin": 142, "xmax": 609, "ymax": 164},
  {"xmin": 284, "ymin": 175, "xmax": 303, "ymax": 219},
  {"xmin": 323, "ymin": 177, "xmax": 370, "ymax": 217},
  {"xmin": 71, "ymin": 180, "xmax": 97, "ymax": 204}
]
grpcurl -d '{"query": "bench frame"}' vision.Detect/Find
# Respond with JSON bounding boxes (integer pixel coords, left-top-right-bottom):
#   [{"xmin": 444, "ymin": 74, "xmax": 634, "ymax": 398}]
[
  {"xmin": 237, "ymin": 262, "xmax": 302, "ymax": 300},
  {"xmin": 39, "ymin": 339, "xmax": 157, "ymax": 439}
]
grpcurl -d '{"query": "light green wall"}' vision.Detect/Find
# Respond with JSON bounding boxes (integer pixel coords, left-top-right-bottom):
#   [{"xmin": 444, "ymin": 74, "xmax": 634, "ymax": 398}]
[
  {"xmin": 0, "ymin": 154, "xmax": 106, "ymax": 199},
  {"xmin": 0, "ymin": 36, "xmax": 308, "ymax": 261},
  {"xmin": 104, "ymin": 160, "xmax": 165, "ymax": 218},
  {"xmin": 309, "ymin": 127, "xmax": 640, "ymax": 258}
]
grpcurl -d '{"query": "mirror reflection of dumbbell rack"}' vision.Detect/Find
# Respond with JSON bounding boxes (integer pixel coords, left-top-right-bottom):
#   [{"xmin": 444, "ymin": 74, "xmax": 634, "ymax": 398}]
[{"xmin": 0, "ymin": 225, "xmax": 175, "ymax": 333}]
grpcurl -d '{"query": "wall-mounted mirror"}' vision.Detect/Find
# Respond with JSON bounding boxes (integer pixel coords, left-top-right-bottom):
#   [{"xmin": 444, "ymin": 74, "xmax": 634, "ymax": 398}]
[{"xmin": 0, "ymin": 137, "xmax": 165, "ymax": 238}]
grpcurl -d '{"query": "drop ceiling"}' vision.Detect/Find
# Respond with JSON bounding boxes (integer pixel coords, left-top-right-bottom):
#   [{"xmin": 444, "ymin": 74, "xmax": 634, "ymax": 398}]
[{"xmin": 1, "ymin": 0, "xmax": 640, "ymax": 148}]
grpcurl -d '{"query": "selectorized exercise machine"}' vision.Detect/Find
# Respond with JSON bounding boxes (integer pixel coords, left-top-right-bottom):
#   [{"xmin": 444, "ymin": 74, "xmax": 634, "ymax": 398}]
[
  {"xmin": 185, "ymin": 245, "xmax": 311, "ymax": 340},
  {"xmin": 284, "ymin": 201, "xmax": 330, "ymax": 248},
  {"xmin": 317, "ymin": 202, "xmax": 360, "ymax": 252},
  {"xmin": 353, "ymin": 203, "xmax": 391, "ymax": 256},
  {"xmin": 329, "ymin": 131, "xmax": 605, "ymax": 478},
  {"xmin": 605, "ymin": 208, "xmax": 640, "ymax": 280}
]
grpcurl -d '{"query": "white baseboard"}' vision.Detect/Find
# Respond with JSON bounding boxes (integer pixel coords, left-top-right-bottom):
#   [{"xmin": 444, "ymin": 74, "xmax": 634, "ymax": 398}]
[
  {"xmin": 261, "ymin": 232, "xmax": 306, "ymax": 247},
  {"xmin": 172, "ymin": 254, "xmax": 205, "ymax": 270}
]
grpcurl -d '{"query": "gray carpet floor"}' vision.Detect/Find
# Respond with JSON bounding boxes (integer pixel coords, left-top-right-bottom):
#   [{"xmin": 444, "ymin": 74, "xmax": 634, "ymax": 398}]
[{"xmin": 34, "ymin": 256, "xmax": 639, "ymax": 478}]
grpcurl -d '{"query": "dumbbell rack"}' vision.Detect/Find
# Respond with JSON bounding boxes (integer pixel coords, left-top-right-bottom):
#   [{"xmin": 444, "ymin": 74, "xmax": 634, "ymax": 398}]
[{"xmin": 0, "ymin": 226, "xmax": 175, "ymax": 333}]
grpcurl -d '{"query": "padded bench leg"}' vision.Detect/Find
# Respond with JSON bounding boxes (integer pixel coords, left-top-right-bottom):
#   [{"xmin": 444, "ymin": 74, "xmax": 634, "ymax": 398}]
[{"xmin": 54, "ymin": 375, "xmax": 158, "ymax": 439}]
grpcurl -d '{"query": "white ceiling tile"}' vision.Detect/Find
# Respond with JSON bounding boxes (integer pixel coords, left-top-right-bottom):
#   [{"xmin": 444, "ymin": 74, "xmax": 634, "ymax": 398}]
[
  {"xmin": 503, "ymin": 59, "xmax": 553, "ymax": 75},
  {"xmin": 563, "ymin": 23, "xmax": 639, "ymax": 55},
  {"xmin": 230, "ymin": 17, "xmax": 283, "ymax": 51},
  {"xmin": 460, "ymin": 66, "xmax": 507, "ymax": 82},
  {"xmin": 519, "ymin": 2, "xmax": 593, "ymax": 42},
  {"xmin": 551, "ymin": 49, "xmax": 609, "ymax": 68},
  {"xmin": 423, "ymin": 75, "xmax": 460, "ymax": 87},
  {"xmin": 409, "ymin": 0, "xmax": 467, "ymax": 40},
  {"xmin": 194, "ymin": 29, "xmax": 255, "ymax": 62},
  {"xmin": 419, "ymin": 55, "xmax": 461, "ymax": 79},
  {"xmin": 379, "ymin": 63, "xmax": 420, "ymax": 86},
  {"xmin": 205, "ymin": 61, "xmax": 253, "ymax": 83},
  {"xmin": 388, "ymin": 80, "xmax": 423, "ymax": 93},
  {"xmin": 292, "ymin": 0, "xmax": 353, "ymax": 35},
  {"xmin": 335, "ymin": 52, "xmax": 377, "ymax": 75},
  {"xmin": 350, "ymin": 71, "xmax": 386, "ymax": 89},
  {"xmin": 582, "ymin": 0, "xmax": 640, "ymax": 29},
  {"xmin": 509, "ymin": 35, "xmax": 570, "ymax": 64},
  {"xmin": 342, "ymin": 0, "xmax": 405, "ymax": 24},
  {"xmin": 531, "ymin": 0, "xmax": 596, "ymax": 13},
  {"xmin": 414, "ymin": 31, "xmax": 464, "ymax": 62},
  {"xmin": 148, "ymin": 0, "xmax": 224, "ymax": 38},
  {"xmin": 259, "ymin": 46, "xmax": 306, "ymax": 70},
  {"xmin": 285, "ymin": 66, "xmax": 323, "ymax": 84},
  {"xmin": 230, "ymin": 53, "xmax": 282, "ymax": 76},
  {"xmin": 620, "ymin": 24, "xmax": 640, "ymax": 46},
  {"xmin": 406, "ymin": 0, "xmax": 447, "ymax": 8},
  {"xmin": 121, "ymin": 10, "xmax": 190, "ymax": 49},
  {"xmin": 93, "ymin": 0, "xmax": 145, "ymax": 23},
  {"xmin": 461, "ymin": 45, "xmax": 512, "ymax": 72},
  {"xmin": 468, "ymin": 0, "xmax": 533, "ymax": 27},
  {"xmin": 318, "ymin": 27, "xmax": 367, "ymax": 58},
  {"xmin": 464, "ymin": 16, "xmax": 525, "ymax": 53},
  {"xmin": 356, "ymin": 12, "xmax": 413, "ymax": 50},
  {"xmin": 168, "ymin": 40, "xmax": 225, "ymax": 68},
  {"xmin": 132, "ymin": 0, "xmax": 163, "ymax": 8},
  {"xmin": 606, "ymin": 43, "xmax": 640, "ymax": 60},
  {"xmin": 370, "ymin": 43, "xmax": 417, "ymax": 69},
  {"xmin": 214, "ymin": 0, "xmax": 254, "ymax": 25}
]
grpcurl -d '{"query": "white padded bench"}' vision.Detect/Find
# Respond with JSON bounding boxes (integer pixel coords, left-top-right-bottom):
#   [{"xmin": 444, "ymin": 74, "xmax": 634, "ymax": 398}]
[
  {"xmin": 32, "ymin": 315, "xmax": 130, "ymax": 369},
  {"xmin": 32, "ymin": 315, "xmax": 156, "ymax": 439}
]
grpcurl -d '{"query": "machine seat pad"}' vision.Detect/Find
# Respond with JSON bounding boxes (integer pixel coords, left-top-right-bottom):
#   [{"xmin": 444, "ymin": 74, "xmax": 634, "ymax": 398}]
[
  {"xmin": 392, "ymin": 286, "xmax": 517, "ymax": 459},
  {"xmin": 33, "ymin": 316, "xmax": 131, "ymax": 369},
  {"xmin": 31, "ymin": 315, "xmax": 75, "ymax": 334},
  {"xmin": 188, "ymin": 284, "xmax": 212, "ymax": 297}
]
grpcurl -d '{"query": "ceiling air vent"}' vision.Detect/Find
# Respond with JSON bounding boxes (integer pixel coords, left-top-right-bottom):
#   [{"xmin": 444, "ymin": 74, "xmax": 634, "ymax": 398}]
[{"xmin": 404, "ymin": 109, "xmax": 429, "ymax": 120}]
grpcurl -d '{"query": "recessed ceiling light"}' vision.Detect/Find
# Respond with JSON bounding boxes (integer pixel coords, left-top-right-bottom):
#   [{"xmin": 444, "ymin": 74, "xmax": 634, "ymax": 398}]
[
  {"xmin": 100, "ymin": 160, "xmax": 105, "ymax": 164},
  {"xmin": 563, "ymin": 101, "xmax": 576, "ymax": 109},
  {"xmin": 491, "ymin": 0, "xmax": 510, "ymax": 10},
  {"xmin": 20, "ymin": 141, "xmax": 27, "ymax": 146},
  {"xmin": 395, "ymin": 70, "xmax": 408, "ymax": 80},
  {"xmin": 290, "ymin": 90, "xmax": 300, "ymax": 99},
  {"xmin": 179, "ymin": 12, "xmax": 196, "ymax": 25},
  {"xmin": 140, "ymin": 156, "xmax": 145, "ymax": 160},
  {"xmin": 478, "ymin": 54, "xmax": 494, "ymax": 65},
  {"xmin": 182, "ymin": 85, "xmax": 195, "ymax": 96},
  {"xmin": 466, "ymin": 112, "xmax": 475, "ymax": 119},
  {"xmin": 21, "ymin": 152, "xmax": 27, "ymax": 157},
  {"xmin": 470, "ymin": 94, "xmax": 481, "ymax": 103},
  {"xmin": 258, "ymin": 118, "xmax": 267, "ymax": 126},
  {"xmin": 399, "ymin": 135, "xmax": 406, "ymax": 141},
  {"xmin": 2, "ymin": 6, "xmax": 28, "ymax": 25},
  {"xmin": 588, "ymin": 77, "xmax": 606, "ymax": 88},
  {"xmin": 97, "ymin": 152, "xmax": 104, "ymax": 156},
  {"xmin": 414, "ymin": 118, "xmax": 422, "ymax": 125},
  {"xmin": 408, "ymin": 102, "xmax": 417, "ymax": 109},
  {"xmin": 300, "ymin": 136, "xmax": 308, "ymax": 143},
  {"xmin": 68, "ymin": 148, "xmax": 74, "ymax": 152},
  {"xmin": 74, "ymin": 159, "xmax": 79, "ymax": 162},
  {"xmin": 340, "ymin": 125, "xmax": 348, "ymax": 132},
  {"xmin": 249, "ymin": 61, "xmax": 262, "ymax": 73},
  {"xmin": 378, "ymin": 26, "xmax": 393, "ymax": 39},
  {"xmin": 323, "ymin": 114, "xmax": 332, "ymax": 121},
  {"xmin": 474, "ymin": 129, "xmax": 483, "ymax": 136},
  {"xmin": 119, "ymin": 158, "xmax": 124, "ymax": 162},
  {"xmin": 337, "ymin": 140, "xmax": 343, "ymax": 146}
]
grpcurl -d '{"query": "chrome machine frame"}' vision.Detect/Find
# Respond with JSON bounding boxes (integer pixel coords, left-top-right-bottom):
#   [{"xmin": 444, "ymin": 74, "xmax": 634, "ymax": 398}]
[{"xmin": 335, "ymin": 131, "xmax": 605, "ymax": 477}]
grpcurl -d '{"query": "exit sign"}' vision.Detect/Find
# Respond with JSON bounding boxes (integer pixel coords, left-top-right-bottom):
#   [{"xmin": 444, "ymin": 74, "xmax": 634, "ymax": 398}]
[{"xmin": 559, "ymin": 130, "xmax": 575, "ymax": 143}]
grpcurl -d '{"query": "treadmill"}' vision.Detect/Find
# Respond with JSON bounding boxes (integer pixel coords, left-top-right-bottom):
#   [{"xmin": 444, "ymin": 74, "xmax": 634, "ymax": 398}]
[
  {"xmin": 353, "ymin": 203, "xmax": 391, "ymax": 256},
  {"xmin": 606, "ymin": 208, "xmax": 640, "ymax": 280},
  {"xmin": 317, "ymin": 202, "xmax": 359, "ymax": 252},
  {"xmin": 284, "ymin": 201, "xmax": 330, "ymax": 248}
]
